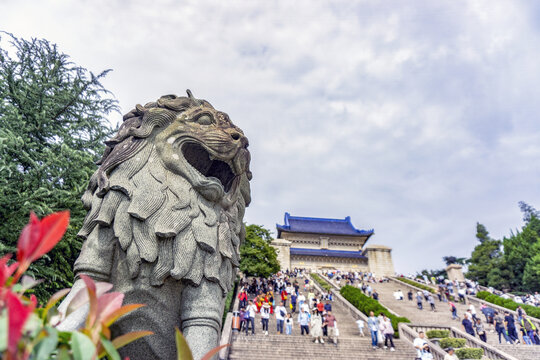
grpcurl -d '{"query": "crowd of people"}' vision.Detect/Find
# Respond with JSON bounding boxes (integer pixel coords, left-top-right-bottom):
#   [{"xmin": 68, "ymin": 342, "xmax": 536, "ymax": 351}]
[
  {"xmin": 234, "ymin": 268, "xmax": 540, "ymax": 358},
  {"xmin": 236, "ymin": 269, "xmax": 340, "ymax": 345},
  {"xmin": 404, "ymin": 275, "xmax": 540, "ymax": 346}
]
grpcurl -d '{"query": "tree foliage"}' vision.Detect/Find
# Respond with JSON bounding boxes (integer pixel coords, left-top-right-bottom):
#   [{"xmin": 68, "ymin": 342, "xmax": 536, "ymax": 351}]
[
  {"xmin": 0, "ymin": 33, "xmax": 117, "ymax": 301},
  {"xmin": 466, "ymin": 223, "xmax": 502, "ymax": 286},
  {"xmin": 239, "ymin": 224, "xmax": 280, "ymax": 277},
  {"xmin": 466, "ymin": 203, "xmax": 540, "ymax": 293},
  {"xmin": 442, "ymin": 256, "xmax": 466, "ymax": 266}
]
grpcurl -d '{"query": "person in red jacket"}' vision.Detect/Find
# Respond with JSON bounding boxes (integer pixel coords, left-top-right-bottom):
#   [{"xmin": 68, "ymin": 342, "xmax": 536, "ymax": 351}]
[
  {"xmin": 317, "ymin": 301, "xmax": 324, "ymax": 315},
  {"xmin": 281, "ymin": 289, "xmax": 288, "ymax": 307},
  {"xmin": 238, "ymin": 289, "xmax": 248, "ymax": 309}
]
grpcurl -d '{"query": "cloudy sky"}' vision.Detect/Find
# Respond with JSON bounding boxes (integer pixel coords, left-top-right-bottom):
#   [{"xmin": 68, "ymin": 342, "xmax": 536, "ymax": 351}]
[{"xmin": 2, "ymin": 0, "xmax": 540, "ymax": 274}]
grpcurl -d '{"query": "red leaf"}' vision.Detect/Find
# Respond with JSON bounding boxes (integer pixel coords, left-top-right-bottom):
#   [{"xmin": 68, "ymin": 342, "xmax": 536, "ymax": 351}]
[
  {"xmin": 16, "ymin": 211, "xmax": 70, "ymax": 266},
  {"xmin": 96, "ymin": 292, "xmax": 124, "ymax": 322},
  {"xmin": 81, "ymin": 275, "xmax": 98, "ymax": 329},
  {"xmin": 16, "ymin": 212, "xmax": 40, "ymax": 264},
  {"xmin": 6, "ymin": 291, "xmax": 35, "ymax": 354},
  {"xmin": 0, "ymin": 254, "xmax": 18, "ymax": 287},
  {"xmin": 32, "ymin": 211, "xmax": 70, "ymax": 261}
]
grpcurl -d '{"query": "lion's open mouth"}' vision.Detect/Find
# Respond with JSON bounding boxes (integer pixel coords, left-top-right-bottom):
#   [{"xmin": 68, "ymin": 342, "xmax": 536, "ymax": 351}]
[{"xmin": 182, "ymin": 142, "xmax": 236, "ymax": 192}]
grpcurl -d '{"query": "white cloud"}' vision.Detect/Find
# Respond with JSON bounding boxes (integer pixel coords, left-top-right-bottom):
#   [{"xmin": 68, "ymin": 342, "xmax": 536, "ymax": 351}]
[{"xmin": 2, "ymin": 0, "xmax": 540, "ymax": 274}]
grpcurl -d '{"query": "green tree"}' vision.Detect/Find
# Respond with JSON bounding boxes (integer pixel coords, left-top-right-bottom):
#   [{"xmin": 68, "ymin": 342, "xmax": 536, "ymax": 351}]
[
  {"xmin": 523, "ymin": 252, "xmax": 540, "ymax": 292},
  {"xmin": 0, "ymin": 33, "xmax": 117, "ymax": 301},
  {"xmin": 442, "ymin": 256, "xmax": 466, "ymax": 266},
  {"xmin": 486, "ymin": 258, "xmax": 513, "ymax": 291},
  {"xmin": 239, "ymin": 224, "xmax": 280, "ymax": 277},
  {"xmin": 502, "ymin": 218, "xmax": 540, "ymax": 291},
  {"xmin": 475, "ymin": 223, "xmax": 490, "ymax": 243},
  {"xmin": 466, "ymin": 223, "xmax": 502, "ymax": 286}
]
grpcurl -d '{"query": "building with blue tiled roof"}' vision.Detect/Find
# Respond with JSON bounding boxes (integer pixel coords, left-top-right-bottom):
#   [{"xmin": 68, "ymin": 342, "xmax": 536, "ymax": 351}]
[{"xmin": 271, "ymin": 213, "xmax": 395, "ymax": 276}]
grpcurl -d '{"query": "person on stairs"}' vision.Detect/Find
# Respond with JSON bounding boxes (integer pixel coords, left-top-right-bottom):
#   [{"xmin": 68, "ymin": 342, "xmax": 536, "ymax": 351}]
[
  {"xmin": 504, "ymin": 311, "xmax": 520, "ymax": 344},
  {"xmin": 285, "ymin": 313, "xmax": 293, "ymax": 335},
  {"xmin": 325, "ymin": 310, "xmax": 337, "ymax": 345},
  {"xmin": 494, "ymin": 311, "xmax": 511, "ymax": 344},
  {"xmin": 449, "ymin": 301, "xmax": 458, "ymax": 320},
  {"xmin": 356, "ymin": 318, "xmax": 365, "ymax": 336},
  {"xmin": 413, "ymin": 331, "xmax": 427, "ymax": 360},
  {"xmin": 246, "ymin": 300, "xmax": 257, "ymax": 335},
  {"xmin": 462, "ymin": 316, "xmax": 475, "ymax": 337},
  {"xmin": 261, "ymin": 301, "xmax": 271, "ymax": 336},
  {"xmin": 416, "ymin": 291, "xmax": 423, "ymax": 310},
  {"xmin": 311, "ymin": 309, "xmax": 324, "ymax": 344},
  {"xmin": 290, "ymin": 292, "xmax": 297, "ymax": 313},
  {"xmin": 298, "ymin": 307, "xmax": 310, "ymax": 335},
  {"xmin": 380, "ymin": 314, "xmax": 396, "ymax": 351},
  {"xmin": 521, "ymin": 314, "xmax": 538, "ymax": 345},
  {"xmin": 474, "ymin": 318, "xmax": 487, "ymax": 342},
  {"xmin": 298, "ymin": 293, "xmax": 306, "ymax": 311},
  {"xmin": 367, "ymin": 311, "xmax": 380, "ymax": 350},
  {"xmin": 428, "ymin": 294, "xmax": 436, "ymax": 311},
  {"xmin": 275, "ymin": 301, "xmax": 287, "ymax": 335},
  {"xmin": 443, "ymin": 347, "xmax": 458, "ymax": 360}
]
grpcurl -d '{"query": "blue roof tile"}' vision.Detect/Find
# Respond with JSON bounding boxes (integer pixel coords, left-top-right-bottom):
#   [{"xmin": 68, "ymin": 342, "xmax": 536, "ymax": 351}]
[
  {"xmin": 290, "ymin": 247, "xmax": 368, "ymax": 259},
  {"xmin": 276, "ymin": 213, "xmax": 374, "ymax": 237}
]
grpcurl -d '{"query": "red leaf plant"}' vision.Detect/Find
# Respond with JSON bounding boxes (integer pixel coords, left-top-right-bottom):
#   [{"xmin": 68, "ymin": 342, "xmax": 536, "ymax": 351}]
[
  {"xmin": 0, "ymin": 211, "xmax": 153, "ymax": 360},
  {"xmin": 14, "ymin": 211, "xmax": 69, "ymax": 282}
]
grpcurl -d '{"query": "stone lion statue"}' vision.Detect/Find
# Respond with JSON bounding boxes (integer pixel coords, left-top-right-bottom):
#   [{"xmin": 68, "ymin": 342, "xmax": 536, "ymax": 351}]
[{"xmin": 59, "ymin": 91, "xmax": 251, "ymax": 360}]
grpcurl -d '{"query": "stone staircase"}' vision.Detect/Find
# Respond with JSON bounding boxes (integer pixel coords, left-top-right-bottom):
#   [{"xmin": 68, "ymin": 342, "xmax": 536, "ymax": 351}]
[{"xmin": 227, "ymin": 277, "xmax": 418, "ymax": 359}]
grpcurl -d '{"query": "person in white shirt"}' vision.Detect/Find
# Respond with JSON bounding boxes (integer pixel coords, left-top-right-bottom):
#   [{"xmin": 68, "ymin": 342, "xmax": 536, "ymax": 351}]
[
  {"xmin": 260, "ymin": 302, "xmax": 271, "ymax": 336},
  {"xmin": 275, "ymin": 301, "xmax": 287, "ymax": 334},
  {"xmin": 245, "ymin": 300, "xmax": 257, "ymax": 335},
  {"xmin": 413, "ymin": 331, "xmax": 428, "ymax": 359},
  {"xmin": 285, "ymin": 313, "xmax": 294, "ymax": 335},
  {"xmin": 356, "ymin": 319, "xmax": 365, "ymax": 336},
  {"xmin": 444, "ymin": 347, "xmax": 459, "ymax": 360},
  {"xmin": 469, "ymin": 304, "xmax": 477, "ymax": 321},
  {"xmin": 298, "ymin": 293, "xmax": 306, "ymax": 309}
]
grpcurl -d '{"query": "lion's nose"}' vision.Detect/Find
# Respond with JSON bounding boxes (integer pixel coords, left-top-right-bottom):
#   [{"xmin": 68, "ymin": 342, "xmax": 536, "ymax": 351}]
[
  {"xmin": 230, "ymin": 132, "xmax": 241, "ymax": 141},
  {"xmin": 227, "ymin": 129, "xmax": 248, "ymax": 148}
]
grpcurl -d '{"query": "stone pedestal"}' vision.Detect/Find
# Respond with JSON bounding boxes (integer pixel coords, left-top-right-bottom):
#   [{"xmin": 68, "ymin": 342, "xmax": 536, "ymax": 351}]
[
  {"xmin": 364, "ymin": 244, "xmax": 395, "ymax": 277},
  {"xmin": 270, "ymin": 238, "xmax": 292, "ymax": 271},
  {"xmin": 446, "ymin": 264, "xmax": 465, "ymax": 282}
]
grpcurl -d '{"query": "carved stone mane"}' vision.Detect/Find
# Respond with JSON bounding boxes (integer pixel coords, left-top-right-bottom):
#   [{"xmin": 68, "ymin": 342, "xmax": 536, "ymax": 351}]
[{"xmin": 75, "ymin": 91, "xmax": 251, "ymax": 294}]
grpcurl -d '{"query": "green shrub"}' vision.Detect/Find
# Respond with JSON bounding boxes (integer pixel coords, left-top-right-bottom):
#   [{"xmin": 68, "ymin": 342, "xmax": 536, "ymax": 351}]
[
  {"xmin": 455, "ymin": 347, "xmax": 483, "ymax": 359},
  {"xmin": 476, "ymin": 291, "xmax": 540, "ymax": 318},
  {"xmin": 395, "ymin": 277, "xmax": 436, "ymax": 294},
  {"xmin": 311, "ymin": 274, "xmax": 333, "ymax": 292},
  {"xmin": 339, "ymin": 285, "xmax": 410, "ymax": 338},
  {"xmin": 439, "ymin": 337, "xmax": 466, "ymax": 349},
  {"xmin": 426, "ymin": 329, "xmax": 450, "ymax": 339}
]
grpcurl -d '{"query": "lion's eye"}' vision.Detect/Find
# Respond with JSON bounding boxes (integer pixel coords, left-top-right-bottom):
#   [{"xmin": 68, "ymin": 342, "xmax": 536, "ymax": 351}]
[{"xmin": 196, "ymin": 114, "xmax": 213, "ymax": 125}]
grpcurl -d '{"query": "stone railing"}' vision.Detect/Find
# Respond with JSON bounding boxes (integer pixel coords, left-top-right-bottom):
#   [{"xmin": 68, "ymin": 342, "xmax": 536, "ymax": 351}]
[
  {"xmin": 307, "ymin": 273, "xmax": 369, "ymax": 323},
  {"xmin": 319, "ymin": 273, "xmax": 404, "ymax": 318},
  {"xmin": 403, "ymin": 277, "xmax": 438, "ymax": 290},
  {"xmin": 390, "ymin": 277, "xmax": 437, "ymax": 295},
  {"xmin": 218, "ymin": 286, "xmax": 240, "ymax": 360},
  {"xmin": 409, "ymin": 324, "xmax": 519, "ymax": 360},
  {"xmin": 398, "ymin": 323, "xmax": 448, "ymax": 360}
]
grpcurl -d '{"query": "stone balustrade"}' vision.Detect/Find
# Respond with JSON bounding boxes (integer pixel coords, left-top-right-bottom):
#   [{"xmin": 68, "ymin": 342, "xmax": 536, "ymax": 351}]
[
  {"xmin": 307, "ymin": 273, "xmax": 369, "ymax": 323},
  {"xmin": 398, "ymin": 323, "xmax": 447, "ymax": 360}
]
